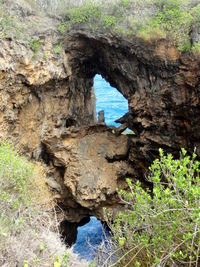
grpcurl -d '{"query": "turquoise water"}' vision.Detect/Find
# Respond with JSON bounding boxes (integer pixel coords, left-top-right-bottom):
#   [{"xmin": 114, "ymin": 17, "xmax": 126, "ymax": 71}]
[{"xmin": 94, "ymin": 75, "xmax": 128, "ymax": 126}]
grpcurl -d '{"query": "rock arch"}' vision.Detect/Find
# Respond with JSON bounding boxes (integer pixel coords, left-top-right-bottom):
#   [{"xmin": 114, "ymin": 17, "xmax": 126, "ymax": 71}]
[
  {"xmin": 65, "ymin": 30, "xmax": 200, "ymax": 167},
  {"xmin": 1, "ymin": 30, "xmax": 200, "ymax": 221}
]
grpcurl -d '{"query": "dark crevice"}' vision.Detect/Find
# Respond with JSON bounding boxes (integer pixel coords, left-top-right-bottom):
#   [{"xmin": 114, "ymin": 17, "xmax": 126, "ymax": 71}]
[
  {"xmin": 65, "ymin": 117, "xmax": 77, "ymax": 128},
  {"xmin": 57, "ymin": 166, "xmax": 65, "ymax": 178},
  {"xmin": 30, "ymin": 86, "xmax": 42, "ymax": 101},
  {"xmin": 106, "ymin": 154, "xmax": 129, "ymax": 163},
  {"xmin": 60, "ymin": 217, "xmax": 90, "ymax": 247},
  {"xmin": 40, "ymin": 143, "xmax": 51, "ymax": 165}
]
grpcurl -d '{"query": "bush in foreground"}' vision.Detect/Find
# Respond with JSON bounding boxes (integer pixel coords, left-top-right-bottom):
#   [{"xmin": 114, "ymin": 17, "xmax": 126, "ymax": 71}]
[
  {"xmin": 0, "ymin": 142, "xmax": 88, "ymax": 267},
  {"xmin": 103, "ymin": 148, "xmax": 200, "ymax": 266}
]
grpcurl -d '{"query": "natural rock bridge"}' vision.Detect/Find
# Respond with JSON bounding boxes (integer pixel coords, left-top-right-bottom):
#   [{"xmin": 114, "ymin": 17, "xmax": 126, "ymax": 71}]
[{"xmin": 0, "ymin": 3, "xmax": 200, "ymax": 221}]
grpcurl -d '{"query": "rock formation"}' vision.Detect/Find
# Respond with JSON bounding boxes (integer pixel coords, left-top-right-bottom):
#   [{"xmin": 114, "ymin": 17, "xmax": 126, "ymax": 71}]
[
  {"xmin": 43, "ymin": 125, "xmax": 134, "ymax": 221},
  {"xmin": 64, "ymin": 30, "xmax": 200, "ymax": 178},
  {"xmin": 0, "ymin": 1, "xmax": 200, "ymax": 222}
]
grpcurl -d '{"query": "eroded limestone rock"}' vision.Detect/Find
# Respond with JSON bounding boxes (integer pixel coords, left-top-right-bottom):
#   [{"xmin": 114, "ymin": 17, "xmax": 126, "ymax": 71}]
[
  {"xmin": 42, "ymin": 125, "xmax": 134, "ymax": 220},
  {"xmin": 65, "ymin": 31, "xmax": 200, "ymax": 177},
  {"xmin": 1, "ymin": 1, "xmax": 200, "ymax": 222}
]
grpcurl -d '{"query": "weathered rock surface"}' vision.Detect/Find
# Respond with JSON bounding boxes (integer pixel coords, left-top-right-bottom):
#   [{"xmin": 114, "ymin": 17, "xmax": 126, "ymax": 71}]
[
  {"xmin": 1, "ymin": 1, "xmax": 200, "ymax": 221},
  {"xmin": 65, "ymin": 31, "xmax": 200, "ymax": 178},
  {"xmin": 43, "ymin": 125, "xmax": 134, "ymax": 220}
]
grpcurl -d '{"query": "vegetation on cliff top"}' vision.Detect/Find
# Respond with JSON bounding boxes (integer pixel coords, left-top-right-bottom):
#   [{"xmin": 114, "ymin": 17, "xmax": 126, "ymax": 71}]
[
  {"xmin": 1, "ymin": 0, "xmax": 200, "ymax": 54},
  {"xmin": 0, "ymin": 0, "xmax": 25, "ymax": 39},
  {"xmin": 100, "ymin": 149, "xmax": 200, "ymax": 266},
  {"xmin": 0, "ymin": 142, "xmax": 88, "ymax": 267},
  {"xmin": 23, "ymin": 0, "xmax": 200, "ymax": 53},
  {"xmin": 57, "ymin": 0, "xmax": 200, "ymax": 53}
]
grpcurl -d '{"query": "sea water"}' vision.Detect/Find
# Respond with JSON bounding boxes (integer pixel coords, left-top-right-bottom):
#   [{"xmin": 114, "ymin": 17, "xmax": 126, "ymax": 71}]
[
  {"xmin": 73, "ymin": 217, "xmax": 109, "ymax": 261},
  {"xmin": 74, "ymin": 75, "xmax": 128, "ymax": 261},
  {"xmin": 94, "ymin": 74, "xmax": 128, "ymax": 126}
]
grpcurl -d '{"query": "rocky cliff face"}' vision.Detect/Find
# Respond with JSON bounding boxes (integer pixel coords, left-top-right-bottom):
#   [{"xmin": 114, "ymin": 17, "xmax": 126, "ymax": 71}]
[
  {"xmin": 1, "ymin": 1, "xmax": 200, "ymax": 222},
  {"xmin": 65, "ymin": 30, "xmax": 200, "ymax": 176}
]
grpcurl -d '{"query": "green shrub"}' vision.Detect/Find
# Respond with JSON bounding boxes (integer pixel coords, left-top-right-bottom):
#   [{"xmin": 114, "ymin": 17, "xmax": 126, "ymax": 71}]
[
  {"xmin": 58, "ymin": 1, "xmax": 127, "ymax": 33},
  {"xmin": 0, "ymin": 142, "xmax": 34, "ymax": 208},
  {"xmin": 52, "ymin": 42, "xmax": 64, "ymax": 56},
  {"xmin": 138, "ymin": 1, "xmax": 193, "ymax": 51},
  {"xmin": 154, "ymin": 0, "xmax": 181, "ymax": 10},
  {"xmin": 58, "ymin": 21, "xmax": 71, "ymax": 33},
  {"xmin": 0, "ymin": 3, "xmax": 15, "ymax": 39},
  {"xmin": 106, "ymin": 148, "xmax": 200, "ymax": 266},
  {"xmin": 66, "ymin": 3, "xmax": 102, "ymax": 25},
  {"xmin": 29, "ymin": 38, "xmax": 41, "ymax": 53},
  {"xmin": 156, "ymin": 5, "xmax": 192, "ymax": 51},
  {"xmin": 191, "ymin": 3, "xmax": 200, "ymax": 27},
  {"xmin": 0, "ymin": 1, "xmax": 25, "ymax": 39},
  {"xmin": 192, "ymin": 42, "xmax": 200, "ymax": 56},
  {"xmin": 101, "ymin": 14, "xmax": 117, "ymax": 30},
  {"xmin": 120, "ymin": 0, "xmax": 131, "ymax": 9}
]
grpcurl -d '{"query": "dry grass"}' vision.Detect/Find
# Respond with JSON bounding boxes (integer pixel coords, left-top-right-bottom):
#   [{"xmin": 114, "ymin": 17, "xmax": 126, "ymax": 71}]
[
  {"xmin": 138, "ymin": 27, "xmax": 166, "ymax": 41},
  {"xmin": 30, "ymin": 162, "xmax": 54, "ymax": 206},
  {"xmin": 0, "ymin": 142, "xmax": 88, "ymax": 267}
]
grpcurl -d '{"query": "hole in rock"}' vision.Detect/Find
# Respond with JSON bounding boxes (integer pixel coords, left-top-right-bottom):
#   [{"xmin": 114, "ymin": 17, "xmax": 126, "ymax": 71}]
[
  {"xmin": 60, "ymin": 216, "xmax": 110, "ymax": 261},
  {"xmin": 65, "ymin": 117, "xmax": 76, "ymax": 128},
  {"xmin": 94, "ymin": 74, "xmax": 128, "ymax": 128}
]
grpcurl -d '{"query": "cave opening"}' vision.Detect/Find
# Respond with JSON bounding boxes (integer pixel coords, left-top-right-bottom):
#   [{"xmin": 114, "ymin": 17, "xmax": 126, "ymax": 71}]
[
  {"xmin": 94, "ymin": 74, "xmax": 128, "ymax": 128},
  {"xmin": 60, "ymin": 216, "xmax": 110, "ymax": 261}
]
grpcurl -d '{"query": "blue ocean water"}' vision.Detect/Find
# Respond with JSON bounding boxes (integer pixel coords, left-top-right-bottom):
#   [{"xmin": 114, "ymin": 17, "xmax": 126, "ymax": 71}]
[
  {"xmin": 73, "ymin": 217, "xmax": 109, "ymax": 261},
  {"xmin": 94, "ymin": 75, "xmax": 128, "ymax": 126},
  {"xmin": 73, "ymin": 76, "xmax": 127, "ymax": 261}
]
